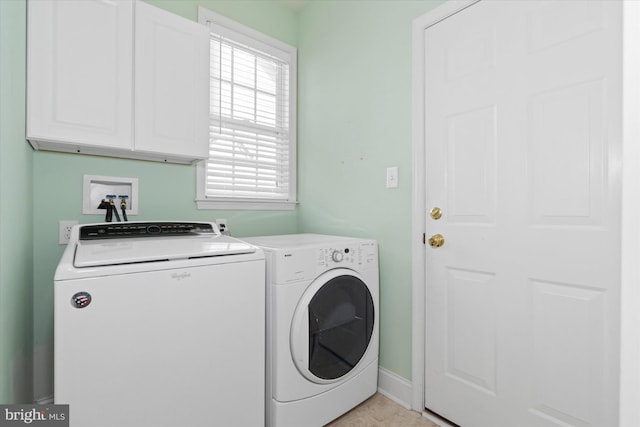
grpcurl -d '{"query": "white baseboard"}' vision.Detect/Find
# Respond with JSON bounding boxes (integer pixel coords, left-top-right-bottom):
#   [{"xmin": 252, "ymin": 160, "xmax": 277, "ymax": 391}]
[
  {"xmin": 33, "ymin": 343, "xmax": 54, "ymax": 404},
  {"xmin": 377, "ymin": 367, "xmax": 456, "ymax": 427},
  {"xmin": 377, "ymin": 366, "xmax": 413, "ymax": 409}
]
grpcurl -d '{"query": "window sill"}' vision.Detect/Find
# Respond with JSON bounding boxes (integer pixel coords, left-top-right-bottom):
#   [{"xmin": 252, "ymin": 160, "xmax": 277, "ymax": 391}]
[{"xmin": 196, "ymin": 198, "xmax": 298, "ymax": 211}]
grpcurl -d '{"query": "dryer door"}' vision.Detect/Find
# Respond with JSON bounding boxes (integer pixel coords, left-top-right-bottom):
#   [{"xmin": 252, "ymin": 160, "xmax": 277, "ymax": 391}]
[{"xmin": 290, "ymin": 268, "xmax": 375, "ymax": 384}]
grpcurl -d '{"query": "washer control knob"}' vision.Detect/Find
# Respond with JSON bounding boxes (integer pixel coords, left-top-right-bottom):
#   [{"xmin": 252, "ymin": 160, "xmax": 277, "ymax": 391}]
[{"xmin": 331, "ymin": 250, "xmax": 344, "ymax": 263}]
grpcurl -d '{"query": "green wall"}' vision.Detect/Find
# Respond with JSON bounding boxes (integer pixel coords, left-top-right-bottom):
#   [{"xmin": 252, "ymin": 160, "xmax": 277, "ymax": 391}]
[
  {"xmin": 0, "ymin": 0, "xmax": 34, "ymax": 403},
  {"xmin": 1, "ymin": 0, "xmax": 445, "ymax": 403},
  {"xmin": 297, "ymin": 0, "xmax": 442, "ymax": 379}
]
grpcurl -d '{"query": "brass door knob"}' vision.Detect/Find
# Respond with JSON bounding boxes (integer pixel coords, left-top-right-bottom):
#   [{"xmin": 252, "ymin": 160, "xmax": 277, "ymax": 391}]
[
  {"xmin": 428, "ymin": 234, "xmax": 445, "ymax": 248},
  {"xmin": 430, "ymin": 207, "xmax": 442, "ymax": 220}
]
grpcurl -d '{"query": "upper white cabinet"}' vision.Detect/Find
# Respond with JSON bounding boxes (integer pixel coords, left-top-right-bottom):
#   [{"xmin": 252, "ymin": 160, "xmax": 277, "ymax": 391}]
[
  {"xmin": 134, "ymin": 1, "xmax": 209, "ymax": 160},
  {"xmin": 27, "ymin": 0, "xmax": 210, "ymax": 164},
  {"xmin": 27, "ymin": 0, "xmax": 134, "ymax": 152}
]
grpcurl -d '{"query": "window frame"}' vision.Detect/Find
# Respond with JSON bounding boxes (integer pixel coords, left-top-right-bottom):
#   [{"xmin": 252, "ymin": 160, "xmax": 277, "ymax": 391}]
[{"xmin": 196, "ymin": 7, "xmax": 297, "ymax": 211}]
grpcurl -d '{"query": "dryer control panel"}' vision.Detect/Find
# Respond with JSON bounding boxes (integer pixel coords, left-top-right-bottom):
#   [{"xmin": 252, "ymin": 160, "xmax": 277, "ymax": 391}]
[
  {"xmin": 316, "ymin": 241, "xmax": 377, "ymax": 270},
  {"xmin": 244, "ymin": 234, "xmax": 378, "ymax": 284}
]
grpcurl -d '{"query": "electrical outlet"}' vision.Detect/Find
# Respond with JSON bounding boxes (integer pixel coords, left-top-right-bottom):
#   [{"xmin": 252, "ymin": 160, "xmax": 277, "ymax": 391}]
[
  {"xmin": 59, "ymin": 220, "xmax": 79, "ymax": 245},
  {"xmin": 215, "ymin": 218, "xmax": 229, "ymax": 235}
]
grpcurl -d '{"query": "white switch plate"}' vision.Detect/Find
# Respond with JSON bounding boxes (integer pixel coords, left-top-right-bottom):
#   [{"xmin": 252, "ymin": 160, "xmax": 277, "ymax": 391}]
[
  {"xmin": 386, "ymin": 166, "xmax": 399, "ymax": 188},
  {"xmin": 59, "ymin": 220, "xmax": 79, "ymax": 245}
]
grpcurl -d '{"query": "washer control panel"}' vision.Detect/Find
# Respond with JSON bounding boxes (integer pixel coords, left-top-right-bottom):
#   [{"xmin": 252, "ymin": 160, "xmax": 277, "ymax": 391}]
[{"xmin": 79, "ymin": 222, "xmax": 216, "ymax": 240}]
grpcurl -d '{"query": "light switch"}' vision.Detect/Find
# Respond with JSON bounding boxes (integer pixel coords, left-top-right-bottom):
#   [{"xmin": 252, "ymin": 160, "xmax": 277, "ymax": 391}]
[{"xmin": 386, "ymin": 166, "xmax": 398, "ymax": 188}]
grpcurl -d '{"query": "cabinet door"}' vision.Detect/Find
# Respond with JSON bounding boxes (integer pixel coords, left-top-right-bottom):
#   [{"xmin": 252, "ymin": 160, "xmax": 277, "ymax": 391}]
[
  {"xmin": 134, "ymin": 1, "xmax": 209, "ymax": 162},
  {"xmin": 27, "ymin": 0, "xmax": 133, "ymax": 150}
]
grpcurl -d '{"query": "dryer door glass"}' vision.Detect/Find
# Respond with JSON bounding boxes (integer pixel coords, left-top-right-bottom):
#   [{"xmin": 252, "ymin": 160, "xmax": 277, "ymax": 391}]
[{"xmin": 308, "ymin": 275, "xmax": 375, "ymax": 380}]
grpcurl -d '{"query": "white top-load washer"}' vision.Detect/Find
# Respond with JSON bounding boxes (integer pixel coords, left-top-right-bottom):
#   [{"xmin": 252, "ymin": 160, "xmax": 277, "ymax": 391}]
[
  {"xmin": 54, "ymin": 221, "xmax": 265, "ymax": 427},
  {"xmin": 243, "ymin": 234, "xmax": 379, "ymax": 427}
]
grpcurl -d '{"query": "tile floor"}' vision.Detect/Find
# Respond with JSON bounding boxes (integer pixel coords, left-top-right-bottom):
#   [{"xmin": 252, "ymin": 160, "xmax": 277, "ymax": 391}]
[{"xmin": 326, "ymin": 393, "xmax": 438, "ymax": 427}]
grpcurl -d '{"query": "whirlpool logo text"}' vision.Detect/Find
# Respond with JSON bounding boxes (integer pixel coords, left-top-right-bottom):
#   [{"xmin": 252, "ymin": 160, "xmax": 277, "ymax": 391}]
[{"xmin": 171, "ymin": 272, "xmax": 191, "ymax": 281}]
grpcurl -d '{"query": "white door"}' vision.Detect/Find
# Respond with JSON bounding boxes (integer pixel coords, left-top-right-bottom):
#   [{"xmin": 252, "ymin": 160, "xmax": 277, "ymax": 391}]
[{"xmin": 424, "ymin": 1, "xmax": 621, "ymax": 426}]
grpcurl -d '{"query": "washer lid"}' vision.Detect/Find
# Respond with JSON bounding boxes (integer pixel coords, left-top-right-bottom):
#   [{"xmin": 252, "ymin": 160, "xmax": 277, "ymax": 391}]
[{"xmin": 74, "ymin": 235, "xmax": 255, "ymax": 268}]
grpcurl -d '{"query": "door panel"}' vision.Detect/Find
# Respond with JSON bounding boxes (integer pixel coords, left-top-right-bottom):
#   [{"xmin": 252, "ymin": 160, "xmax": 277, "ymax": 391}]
[
  {"xmin": 446, "ymin": 268, "xmax": 497, "ymax": 395},
  {"xmin": 424, "ymin": 1, "xmax": 621, "ymax": 426},
  {"xmin": 447, "ymin": 106, "xmax": 497, "ymax": 223},
  {"xmin": 526, "ymin": 1, "xmax": 605, "ymax": 53},
  {"xmin": 529, "ymin": 280, "xmax": 606, "ymax": 426},
  {"xmin": 528, "ymin": 79, "xmax": 605, "ymax": 226}
]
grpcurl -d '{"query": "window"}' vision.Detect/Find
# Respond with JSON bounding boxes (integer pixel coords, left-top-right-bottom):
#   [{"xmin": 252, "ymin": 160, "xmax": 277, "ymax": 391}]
[{"xmin": 197, "ymin": 8, "xmax": 297, "ymax": 210}]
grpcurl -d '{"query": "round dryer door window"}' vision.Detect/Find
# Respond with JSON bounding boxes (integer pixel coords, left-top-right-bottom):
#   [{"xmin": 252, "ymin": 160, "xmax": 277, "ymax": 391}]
[{"xmin": 291, "ymin": 269, "xmax": 375, "ymax": 383}]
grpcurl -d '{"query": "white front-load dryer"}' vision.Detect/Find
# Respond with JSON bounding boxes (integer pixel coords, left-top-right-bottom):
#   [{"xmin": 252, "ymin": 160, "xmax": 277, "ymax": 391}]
[{"xmin": 244, "ymin": 234, "xmax": 379, "ymax": 427}]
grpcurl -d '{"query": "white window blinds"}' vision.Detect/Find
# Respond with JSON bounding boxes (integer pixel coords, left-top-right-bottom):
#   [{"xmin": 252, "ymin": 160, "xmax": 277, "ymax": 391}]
[{"xmin": 205, "ymin": 31, "xmax": 292, "ymax": 201}]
